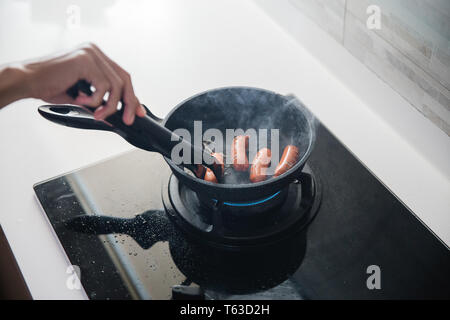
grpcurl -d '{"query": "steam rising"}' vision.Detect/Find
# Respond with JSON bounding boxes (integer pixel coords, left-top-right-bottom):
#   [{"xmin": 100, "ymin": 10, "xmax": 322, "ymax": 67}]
[{"xmin": 165, "ymin": 88, "xmax": 318, "ymax": 185}]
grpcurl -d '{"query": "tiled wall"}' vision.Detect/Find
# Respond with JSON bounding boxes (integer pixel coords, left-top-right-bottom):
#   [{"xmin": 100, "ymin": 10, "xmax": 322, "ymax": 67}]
[{"xmin": 287, "ymin": 0, "xmax": 450, "ymax": 135}]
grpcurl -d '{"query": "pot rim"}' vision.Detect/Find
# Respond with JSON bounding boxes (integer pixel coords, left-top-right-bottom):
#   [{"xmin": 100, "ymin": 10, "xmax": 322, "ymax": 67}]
[{"xmin": 161, "ymin": 86, "xmax": 315, "ymax": 190}]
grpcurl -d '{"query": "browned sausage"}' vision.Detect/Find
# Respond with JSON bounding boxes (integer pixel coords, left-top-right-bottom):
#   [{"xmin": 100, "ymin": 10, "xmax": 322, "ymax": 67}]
[
  {"xmin": 194, "ymin": 153, "xmax": 223, "ymax": 181},
  {"xmin": 204, "ymin": 168, "xmax": 218, "ymax": 183},
  {"xmin": 274, "ymin": 145, "xmax": 299, "ymax": 177},
  {"xmin": 211, "ymin": 152, "xmax": 224, "ymax": 177},
  {"xmin": 231, "ymin": 135, "xmax": 249, "ymax": 171},
  {"xmin": 194, "ymin": 164, "xmax": 206, "ymax": 178},
  {"xmin": 250, "ymin": 148, "xmax": 272, "ymax": 183}
]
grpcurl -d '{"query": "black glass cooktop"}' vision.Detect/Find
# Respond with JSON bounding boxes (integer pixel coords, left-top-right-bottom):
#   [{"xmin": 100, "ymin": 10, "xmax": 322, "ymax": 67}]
[{"xmin": 33, "ymin": 124, "xmax": 450, "ymax": 299}]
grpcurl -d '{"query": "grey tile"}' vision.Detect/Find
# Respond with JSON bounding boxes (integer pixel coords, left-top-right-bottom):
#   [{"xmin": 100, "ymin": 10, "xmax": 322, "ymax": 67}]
[
  {"xmin": 401, "ymin": 0, "xmax": 450, "ymax": 39},
  {"xmin": 438, "ymin": 92, "xmax": 450, "ymax": 113},
  {"xmin": 289, "ymin": 0, "xmax": 346, "ymax": 43},
  {"xmin": 344, "ymin": 11, "xmax": 450, "ymax": 136},
  {"xmin": 258, "ymin": 0, "xmax": 450, "ymax": 135},
  {"xmin": 430, "ymin": 46, "xmax": 450, "ymax": 89},
  {"xmin": 387, "ymin": 15, "xmax": 433, "ymax": 59},
  {"xmin": 346, "ymin": 0, "xmax": 450, "ymax": 89},
  {"xmin": 421, "ymin": 102, "xmax": 450, "ymax": 135}
]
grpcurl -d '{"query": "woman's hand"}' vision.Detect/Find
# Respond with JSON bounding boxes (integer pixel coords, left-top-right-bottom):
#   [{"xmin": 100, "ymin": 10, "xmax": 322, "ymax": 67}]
[{"xmin": 1, "ymin": 43, "xmax": 146, "ymax": 125}]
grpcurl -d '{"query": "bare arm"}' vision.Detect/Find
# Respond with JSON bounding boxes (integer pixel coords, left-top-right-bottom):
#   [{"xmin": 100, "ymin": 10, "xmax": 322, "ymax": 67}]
[
  {"xmin": 0, "ymin": 43, "xmax": 145, "ymax": 125},
  {"xmin": 0, "ymin": 64, "xmax": 29, "ymax": 108}
]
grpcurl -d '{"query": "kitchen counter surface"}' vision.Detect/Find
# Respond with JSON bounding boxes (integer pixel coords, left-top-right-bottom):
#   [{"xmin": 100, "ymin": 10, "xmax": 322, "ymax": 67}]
[{"xmin": 0, "ymin": 0, "xmax": 448, "ymax": 299}]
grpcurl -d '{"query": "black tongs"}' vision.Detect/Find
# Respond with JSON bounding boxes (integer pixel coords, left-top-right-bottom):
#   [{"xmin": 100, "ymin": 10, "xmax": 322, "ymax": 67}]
[{"xmin": 38, "ymin": 80, "xmax": 221, "ymax": 177}]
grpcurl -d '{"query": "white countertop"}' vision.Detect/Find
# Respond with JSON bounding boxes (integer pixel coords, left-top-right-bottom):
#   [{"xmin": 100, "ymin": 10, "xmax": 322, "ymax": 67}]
[{"xmin": 0, "ymin": 0, "xmax": 448, "ymax": 299}]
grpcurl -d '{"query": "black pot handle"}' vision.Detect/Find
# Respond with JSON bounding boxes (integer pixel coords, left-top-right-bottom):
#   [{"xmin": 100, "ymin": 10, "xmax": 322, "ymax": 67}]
[
  {"xmin": 40, "ymin": 80, "xmax": 180, "ymax": 157},
  {"xmin": 38, "ymin": 104, "xmax": 114, "ymax": 132},
  {"xmin": 66, "ymin": 79, "xmax": 163, "ymax": 124},
  {"xmin": 38, "ymin": 103, "xmax": 172, "ymax": 155}
]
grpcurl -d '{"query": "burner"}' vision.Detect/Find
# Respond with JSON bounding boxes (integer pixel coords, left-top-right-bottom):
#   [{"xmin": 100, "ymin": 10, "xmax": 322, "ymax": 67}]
[
  {"xmin": 33, "ymin": 124, "xmax": 450, "ymax": 299},
  {"xmin": 196, "ymin": 186, "xmax": 290, "ymax": 218},
  {"xmin": 162, "ymin": 164, "xmax": 322, "ymax": 250}
]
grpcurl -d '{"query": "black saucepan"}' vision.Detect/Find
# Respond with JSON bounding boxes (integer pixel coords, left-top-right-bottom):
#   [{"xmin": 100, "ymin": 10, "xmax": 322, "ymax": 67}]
[
  {"xmin": 162, "ymin": 87, "xmax": 315, "ymax": 202},
  {"xmin": 38, "ymin": 84, "xmax": 315, "ymax": 203}
]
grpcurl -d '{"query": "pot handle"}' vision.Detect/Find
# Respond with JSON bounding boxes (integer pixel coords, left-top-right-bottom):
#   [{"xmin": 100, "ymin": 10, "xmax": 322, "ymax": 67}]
[
  {"xmin": 38, "ymin": 104, "xmax": 114, "ymax": 132},
  {"xmin": 40, "ymin": 80, "xmax": 182, "ymax": 157},
  {"xmin": 66, "ymin": 79, "xmax": 163, "ymax": 124},
  {"xmin": 38, "ymin": 101, "xmax": 176, "ymax": 156}
]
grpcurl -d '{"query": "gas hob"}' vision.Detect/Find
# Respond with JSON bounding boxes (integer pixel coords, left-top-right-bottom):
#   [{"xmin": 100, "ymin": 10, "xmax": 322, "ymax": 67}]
[{"xmin": 34, "ymin": 123, "xmax": 450, "ymax": 299}]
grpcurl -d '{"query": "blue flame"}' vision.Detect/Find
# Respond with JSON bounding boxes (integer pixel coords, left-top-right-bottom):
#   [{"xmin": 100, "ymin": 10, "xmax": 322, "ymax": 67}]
[{"xmin": 213, "ymin": 190, "xmax": 282, "ymax": 207}]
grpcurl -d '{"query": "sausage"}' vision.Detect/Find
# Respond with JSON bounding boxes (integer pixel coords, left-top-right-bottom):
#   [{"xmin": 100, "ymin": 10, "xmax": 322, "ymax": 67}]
[
  {"xmin": 204, "ymin": 168, "xmax": 218, "ymax": 183},
  {"xmin": 274, "ymin": 145, "xmax": 300, "ymax": 177},
  {"xmin": 231, "ymin": 135, "xmax": 249, "ymax": 171},
  {"xmin": 250, "ymin": 148, "xmax": 272, "ymax": 183},
  {"xmin": 211, "ymin": 152, "xmax": 224, "ymax": 177},
  {"xmin": 194, "ymin": 164, "xmax": 206, "ymax": 179},
  {"xmin": 194, "ymin": 153, "xmax": 223, "ymax": 182}
]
